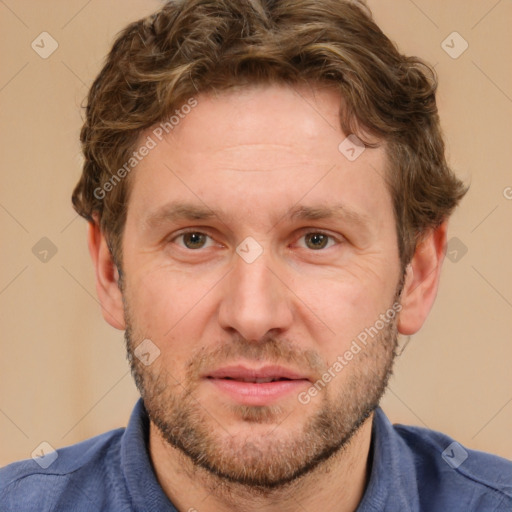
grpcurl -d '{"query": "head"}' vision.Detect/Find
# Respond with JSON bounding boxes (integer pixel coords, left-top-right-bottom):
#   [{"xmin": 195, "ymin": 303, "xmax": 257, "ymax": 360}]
[{"xmin": 74, "ymin": 0, "xmax": 467, "ymax": 491}]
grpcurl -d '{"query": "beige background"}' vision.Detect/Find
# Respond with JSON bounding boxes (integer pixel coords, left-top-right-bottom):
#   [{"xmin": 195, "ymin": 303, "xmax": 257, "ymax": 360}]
[{"xmin": 1, "ymin": 0, "xmax": 511, "ymax": 466}]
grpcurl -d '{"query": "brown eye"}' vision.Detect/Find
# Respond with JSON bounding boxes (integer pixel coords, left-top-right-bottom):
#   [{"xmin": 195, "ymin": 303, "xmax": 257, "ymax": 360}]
[
  {"xmin": 302, "ymin": 232, "xmax": 336, "ymax": 250},
  {"xmin": 176, "ymin": 232, "xmax": 211, "ymax": 249}
]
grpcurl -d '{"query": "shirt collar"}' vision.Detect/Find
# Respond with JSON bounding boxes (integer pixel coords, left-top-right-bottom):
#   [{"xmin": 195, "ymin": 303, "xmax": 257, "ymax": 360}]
[
  {"xmin": 356, "ymin": 406, "xmax": 419, "ymax": 512},
  {"xmin": 121, "ymin": 399, "xmax": 177, "ymax": 512}
]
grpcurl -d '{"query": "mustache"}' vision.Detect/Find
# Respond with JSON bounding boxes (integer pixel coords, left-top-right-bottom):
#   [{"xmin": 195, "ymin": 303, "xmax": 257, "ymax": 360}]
[{"xmin": 185, "ymin": 334, "xmax": 327, "ymax": 382}]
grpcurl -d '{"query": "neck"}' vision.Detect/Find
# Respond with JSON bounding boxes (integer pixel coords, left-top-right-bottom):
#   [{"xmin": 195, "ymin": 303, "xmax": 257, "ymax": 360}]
[{"xmin": 149, "ymin": 413, "xmax": 374, "ymax": 512}]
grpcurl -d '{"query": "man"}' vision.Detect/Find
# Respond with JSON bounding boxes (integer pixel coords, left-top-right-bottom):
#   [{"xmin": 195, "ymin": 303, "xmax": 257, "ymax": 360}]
[{"xmin": 1, "ymin": 0, "xmax": 511, "ymax": 510}]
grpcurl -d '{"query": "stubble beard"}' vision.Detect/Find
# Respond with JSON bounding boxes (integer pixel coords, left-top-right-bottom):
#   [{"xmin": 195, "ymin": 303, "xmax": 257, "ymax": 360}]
[{"xmin": 123, "ymin": 287, "xmax": 402, "ymax": 491}]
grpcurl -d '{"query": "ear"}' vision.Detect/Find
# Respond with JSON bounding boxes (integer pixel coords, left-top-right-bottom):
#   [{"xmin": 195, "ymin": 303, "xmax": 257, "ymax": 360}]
[
  {"xmin": 397, "ymin": 221, "xmax": 448, "ymax": 335},
  {"xmin": 87, "ymin": 219, "xmax": 126, "ymax": 330}
]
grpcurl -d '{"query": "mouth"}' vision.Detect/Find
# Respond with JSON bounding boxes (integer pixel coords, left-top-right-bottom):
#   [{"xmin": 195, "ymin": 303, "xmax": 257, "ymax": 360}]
[
  {"xmin": 204, "ymin": 365, "xmax": 311, "ymax": 405},
  {"xmin": 218, "ymin": 376, "xmax": 294, "ymax": 383},
  {"xmin": 205, "ymin": 364, "xmax": 310, "ymax": 382}
]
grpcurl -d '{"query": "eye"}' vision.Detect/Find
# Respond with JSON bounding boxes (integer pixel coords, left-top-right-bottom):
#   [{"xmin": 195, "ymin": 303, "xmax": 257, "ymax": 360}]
[
  {"xmin": 296, "ymin": 231, "xmax": 339, "ymax": 251},
  {"xmin": 171, "ymin": 230, "xmax": 215, "ymax": 250},
  {"xmin": 169, "ymin": 229, "xmax": 341, "ymax": 252}
]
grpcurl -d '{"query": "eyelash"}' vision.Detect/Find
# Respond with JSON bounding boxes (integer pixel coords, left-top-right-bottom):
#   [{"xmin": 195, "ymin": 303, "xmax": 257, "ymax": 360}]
[{"xmin": 169, "ymin": 229, "xmax": 341, "ymax": 251}]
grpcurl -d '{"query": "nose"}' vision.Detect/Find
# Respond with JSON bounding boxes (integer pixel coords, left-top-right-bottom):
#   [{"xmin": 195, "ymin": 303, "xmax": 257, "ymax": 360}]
[{"xmin": 217, "ymin": 250, "xmax": 294, "ymax": 342}]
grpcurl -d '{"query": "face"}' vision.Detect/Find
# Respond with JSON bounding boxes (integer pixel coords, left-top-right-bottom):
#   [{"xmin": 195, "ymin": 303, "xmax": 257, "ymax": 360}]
[{"xmin": 119, "ymin": 83, "xmax": 404, "ymax": 488}]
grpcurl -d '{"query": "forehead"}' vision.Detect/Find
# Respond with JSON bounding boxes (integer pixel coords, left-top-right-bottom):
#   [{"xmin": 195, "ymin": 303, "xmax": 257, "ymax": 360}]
[
  {"xmin": 153, "ymin": 83, "xmax": 368, "ymax": 160},
  {"xmin": 126, "ymin": 83, "xmax": 391, "ymax": 231}
]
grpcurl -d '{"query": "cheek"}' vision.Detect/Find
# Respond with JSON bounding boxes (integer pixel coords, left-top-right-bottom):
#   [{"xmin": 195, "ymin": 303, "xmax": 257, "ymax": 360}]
[
  {"xmin": 123, "ymin": 265, "xmax": 176, "ymax": 337},
  {"xmin": 293, "ymin": 267, "xmax": 395, "ymax": 353},
  {"xmin": 125, "ymin": 265, "xmax": 216, "ymax": 346}
]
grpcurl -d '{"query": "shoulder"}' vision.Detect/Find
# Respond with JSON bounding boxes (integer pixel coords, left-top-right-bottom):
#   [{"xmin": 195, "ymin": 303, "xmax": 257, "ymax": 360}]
[
  {"xmin": 394, "ymin": 420, "xmax": 512, "ymax": 511},
  {"xmin": 0, "ymin": 428, "xmax": 130, "ymax": 512}
]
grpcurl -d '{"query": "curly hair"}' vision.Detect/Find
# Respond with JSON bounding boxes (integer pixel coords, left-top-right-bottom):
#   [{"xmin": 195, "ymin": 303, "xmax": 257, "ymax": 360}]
[{"xmin": 72, "ymin": 0, "xmax": 467, "ymax": 270}]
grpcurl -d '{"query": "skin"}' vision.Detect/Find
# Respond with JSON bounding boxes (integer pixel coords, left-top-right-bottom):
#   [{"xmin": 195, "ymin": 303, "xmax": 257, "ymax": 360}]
[{"xmin": 88, "ymin": 83, "xmax": 447, "ymax": 511}]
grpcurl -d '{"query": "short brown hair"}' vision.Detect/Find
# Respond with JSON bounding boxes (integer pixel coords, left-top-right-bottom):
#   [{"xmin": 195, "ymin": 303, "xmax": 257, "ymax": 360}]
[{"xmin": 72, "ymin": 0, "xmax": 467, "ymax": 270}]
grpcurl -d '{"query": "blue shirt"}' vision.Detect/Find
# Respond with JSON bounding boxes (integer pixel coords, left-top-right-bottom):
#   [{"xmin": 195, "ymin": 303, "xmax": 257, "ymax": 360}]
[{"xmin": 1, "ymin": 399, "xmax": 511, "ymax": 511}]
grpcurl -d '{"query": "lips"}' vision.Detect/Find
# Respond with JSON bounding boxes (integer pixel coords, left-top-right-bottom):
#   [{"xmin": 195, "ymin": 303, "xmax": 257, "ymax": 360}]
[
  {"xmin": 204, "ymin": 365, "xmax": 311, "ymax": 405},
  {"xmin": 205, "ymin": 364, "xmax": 309, "ymax": 383}
]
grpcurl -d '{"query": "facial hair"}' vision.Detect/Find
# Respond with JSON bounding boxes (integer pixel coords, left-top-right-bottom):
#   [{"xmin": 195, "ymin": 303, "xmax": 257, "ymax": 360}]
[{"xmin": 123, "ymin": 288, "xmax": 402, "ymax": 490}]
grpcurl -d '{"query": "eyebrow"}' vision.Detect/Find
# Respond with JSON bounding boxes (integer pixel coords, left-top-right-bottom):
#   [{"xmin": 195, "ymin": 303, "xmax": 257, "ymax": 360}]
[
  {"xmin": 288, "ymin": 204, "xmax": 370, "ymax": 227},
  {"xmin": 142, "ymin": 201, "xmax": 371, "ymax": 233},
  {"xmin": 142, "ymin": 202, "xmax": 219, "ymax": 232}
]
